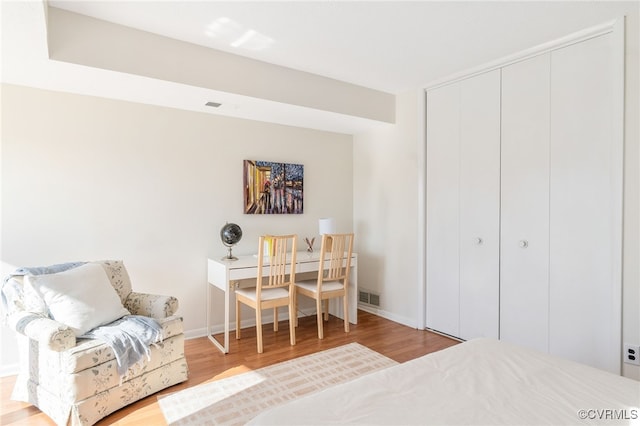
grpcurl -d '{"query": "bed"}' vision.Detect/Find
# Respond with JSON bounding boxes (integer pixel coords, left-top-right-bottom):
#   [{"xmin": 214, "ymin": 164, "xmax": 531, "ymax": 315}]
[{"xmin": 249, "ymin": 338, "xmax": 639, "ymax": 425}]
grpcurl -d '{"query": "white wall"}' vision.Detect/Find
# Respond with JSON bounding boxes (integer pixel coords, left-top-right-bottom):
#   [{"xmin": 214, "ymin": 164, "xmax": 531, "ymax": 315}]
[
  {"xmin": 621, "ymin": 11, "xmax": 640, "ymax": 380},
  {"xmin": 353, "ymin": 91, "xmax": 419, "ymax": 327},
  {"xmin": 0, "ymin": 84, "xmax": 353, "ymax": 372},
  {"xmin": 354, "ymin": 15, "xmax": 639, "ymax": 379}
]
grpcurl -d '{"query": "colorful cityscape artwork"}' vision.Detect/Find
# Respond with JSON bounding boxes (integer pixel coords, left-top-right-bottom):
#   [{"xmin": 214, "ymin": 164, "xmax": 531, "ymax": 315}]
[{"xmin": 243, "ymin": 160, "xmax": 304, "ymax": 214}]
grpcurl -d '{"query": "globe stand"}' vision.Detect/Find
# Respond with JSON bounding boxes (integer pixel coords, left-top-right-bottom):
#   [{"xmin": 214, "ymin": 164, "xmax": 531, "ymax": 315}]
[{"xmin": 222, "ymin": 243, "xmax": 238, "ymax": 261}]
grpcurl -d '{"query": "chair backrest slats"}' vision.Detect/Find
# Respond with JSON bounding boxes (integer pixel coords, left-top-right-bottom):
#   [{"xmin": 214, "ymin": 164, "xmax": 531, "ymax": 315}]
[
  {"xmin": 319, "ymin": 233, "xmax": 354, "ymax": 285},
  {"xmin": 257, "ymin": 234, "xmax": 297, "ymax": 293}
]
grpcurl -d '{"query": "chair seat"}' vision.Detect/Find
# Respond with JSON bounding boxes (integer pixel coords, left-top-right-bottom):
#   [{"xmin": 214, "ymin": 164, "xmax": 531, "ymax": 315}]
[
  {"xmin": 296, "ymin": 279, "xmax": 344, "ymax": 293},
  {"xmin": 236, "ymin": 286, "xmax": 290, "ymax": 301}
]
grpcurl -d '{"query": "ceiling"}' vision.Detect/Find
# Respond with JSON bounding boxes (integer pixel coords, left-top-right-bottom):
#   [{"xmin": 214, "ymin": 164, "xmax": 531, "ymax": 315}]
[{"xmin": 2, "ymin": 1, "xmax": 638, "ymax": 134}]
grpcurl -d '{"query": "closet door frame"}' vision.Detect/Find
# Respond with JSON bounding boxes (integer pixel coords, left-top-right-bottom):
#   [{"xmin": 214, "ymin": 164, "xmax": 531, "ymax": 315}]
[{"xmin": 419, "ymin": 18, "xmax": 624, "ymax": 372}]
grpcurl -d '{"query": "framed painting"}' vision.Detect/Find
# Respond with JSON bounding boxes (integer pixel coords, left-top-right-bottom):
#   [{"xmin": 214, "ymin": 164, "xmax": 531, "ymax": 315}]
[{"xmin": 243, "ymin": 160, "xmax": 304, "ymax": 214}]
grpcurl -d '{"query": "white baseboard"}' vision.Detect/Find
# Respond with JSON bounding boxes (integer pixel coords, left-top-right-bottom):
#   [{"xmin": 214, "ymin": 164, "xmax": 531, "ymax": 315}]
[
  {"xmin": 357, "ymin": 304, "xmax": 417, "ymax": 329},
  {"xmin": 185, "ymin": 307, "xmax": 318, "ymax": 340},
  {"xmin": 1, "ymin": 363, "xmax": 19, "ymax": 377},
  {"xmin": 186, "ymin": 307, "xmax": 416, "ymax": 340}
]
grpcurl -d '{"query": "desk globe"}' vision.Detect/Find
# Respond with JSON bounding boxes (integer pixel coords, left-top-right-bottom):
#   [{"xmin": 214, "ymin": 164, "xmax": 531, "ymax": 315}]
[{"xmin": 220, "ymin": 222, "xmax": 242, "ymax": 260}]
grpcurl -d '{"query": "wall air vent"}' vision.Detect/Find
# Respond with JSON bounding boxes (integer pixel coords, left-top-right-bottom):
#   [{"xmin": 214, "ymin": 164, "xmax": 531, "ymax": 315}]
[
  {"xmin": 369, "ymin": 293, "xmax": 380, "ymax": 306},
  {"xmin": 358, "ymin": 289, "xmax": 380, "ymax": 307}
]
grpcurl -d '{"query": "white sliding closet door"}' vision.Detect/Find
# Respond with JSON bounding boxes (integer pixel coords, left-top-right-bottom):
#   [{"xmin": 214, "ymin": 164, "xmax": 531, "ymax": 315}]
[
  {"xmin": 458, "ymin": 70, "xmax": 500, "ymax": 340},
  {"xmin": 549, "ymin": 33, "xmax": 619, "ymax": 373},
  {"xmin": 426, "ymin": 70, "xmax": 500, "ymax": 340},
  {"xmin": 426, "ymin": 83, "xmax": 460, "ymax": 337},
  {"xmin": 500, "ymin": 54, "xmax": 550, "ymax": 352}
]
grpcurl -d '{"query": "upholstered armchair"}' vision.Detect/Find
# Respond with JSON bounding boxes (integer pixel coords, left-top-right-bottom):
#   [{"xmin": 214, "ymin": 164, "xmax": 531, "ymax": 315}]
[{"xmin": 1, "ymin": 260, "xmax": 189, "ymax": 426}]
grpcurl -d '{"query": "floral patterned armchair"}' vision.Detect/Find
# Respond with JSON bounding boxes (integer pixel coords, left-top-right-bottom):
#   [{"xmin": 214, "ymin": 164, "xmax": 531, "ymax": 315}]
[{"xmin": 2, "ymin": 260, "xmax": 189, "ymax": 425}]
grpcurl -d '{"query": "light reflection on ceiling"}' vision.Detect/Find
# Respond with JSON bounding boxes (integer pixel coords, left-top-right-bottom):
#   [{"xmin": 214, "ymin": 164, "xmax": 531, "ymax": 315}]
[{"xmin": 205, "ymin": 17, "xmax": 274, "ymax": 51}]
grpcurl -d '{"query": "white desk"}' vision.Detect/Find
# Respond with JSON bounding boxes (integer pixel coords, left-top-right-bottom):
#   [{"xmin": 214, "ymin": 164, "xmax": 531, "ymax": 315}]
[{"xmin": 206, "ymin": 251, "xmax": 358, "ymax": 353}]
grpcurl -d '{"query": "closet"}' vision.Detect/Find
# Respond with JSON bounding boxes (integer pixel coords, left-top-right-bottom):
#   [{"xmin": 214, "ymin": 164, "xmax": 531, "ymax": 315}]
[
  {"xmin": 425, "ymin": 70, "xmax": 500, "ymax": 341},
  {"xmin": 425, "ymin": 26, "xmax": 622, "ymax": 373}
]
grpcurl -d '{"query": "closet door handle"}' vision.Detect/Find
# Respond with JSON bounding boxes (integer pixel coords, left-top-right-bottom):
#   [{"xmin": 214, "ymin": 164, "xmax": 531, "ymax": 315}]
[{"xmin": 519, "ymin": 240, "xmax": 529, "ymax": 248}]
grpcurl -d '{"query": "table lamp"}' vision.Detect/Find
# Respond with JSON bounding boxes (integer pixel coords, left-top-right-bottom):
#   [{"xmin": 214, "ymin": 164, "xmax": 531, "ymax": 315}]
[
  {"xmin": 319, "ymin": 217, "xmax": 336, "ymax": 250},
  {"xmin": 319, "ymin": 217, "xmax": 336, "ymax": 235}
]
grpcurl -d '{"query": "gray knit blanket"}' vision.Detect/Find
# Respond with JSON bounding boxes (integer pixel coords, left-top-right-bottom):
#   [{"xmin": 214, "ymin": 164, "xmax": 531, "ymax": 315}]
[{"xmin": 82, "ymin": 315, "xmax": 163, "ymax": 378}]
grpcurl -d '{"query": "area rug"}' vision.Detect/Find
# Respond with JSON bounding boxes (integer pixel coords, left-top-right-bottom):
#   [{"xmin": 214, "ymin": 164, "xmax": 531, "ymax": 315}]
[{"xmin": 158, "ymin": 343, "xmax": 397, "ymax": 425}]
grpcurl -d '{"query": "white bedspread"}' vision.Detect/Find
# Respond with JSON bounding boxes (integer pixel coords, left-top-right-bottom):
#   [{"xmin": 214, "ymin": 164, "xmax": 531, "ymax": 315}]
[{"xmin": 249, "ymin": 338, "xmax": 640, "ymax": 425}]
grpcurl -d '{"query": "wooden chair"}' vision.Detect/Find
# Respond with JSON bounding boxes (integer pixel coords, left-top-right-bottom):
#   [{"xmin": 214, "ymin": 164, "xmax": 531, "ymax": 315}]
[
  {"xmin": 235, "ymin": 234, "xmax": 297, "ymax": 353},
  {"xmin": 295, "ymin": 233, "xmax": 354, "ymax": 339}
]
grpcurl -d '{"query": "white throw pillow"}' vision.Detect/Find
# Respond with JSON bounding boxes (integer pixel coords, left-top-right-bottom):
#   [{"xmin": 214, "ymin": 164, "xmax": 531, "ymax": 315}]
[{"xmin": 24, "ymin": 263, "xmax": 130, "ymax": 336}]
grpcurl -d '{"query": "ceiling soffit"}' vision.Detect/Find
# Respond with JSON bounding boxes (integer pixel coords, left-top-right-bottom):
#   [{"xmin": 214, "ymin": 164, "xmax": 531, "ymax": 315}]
[{"xmin": 46, "ymin": 7, "xmax": 395, "ymax": 128}]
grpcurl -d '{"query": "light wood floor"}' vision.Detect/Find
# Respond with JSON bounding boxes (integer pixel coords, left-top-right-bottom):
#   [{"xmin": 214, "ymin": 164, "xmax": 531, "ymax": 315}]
[{"xmin": 1, "ymin": 310, "xmax": 459, "ymax": 425}]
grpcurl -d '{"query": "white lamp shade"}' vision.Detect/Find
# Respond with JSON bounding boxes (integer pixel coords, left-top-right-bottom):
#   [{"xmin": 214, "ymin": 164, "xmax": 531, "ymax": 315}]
[{"xmin": 318, "ymin": 217, "xmax": 336, "ymax": 235}]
